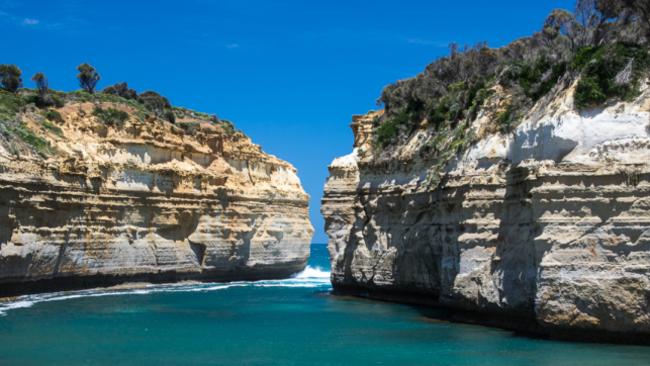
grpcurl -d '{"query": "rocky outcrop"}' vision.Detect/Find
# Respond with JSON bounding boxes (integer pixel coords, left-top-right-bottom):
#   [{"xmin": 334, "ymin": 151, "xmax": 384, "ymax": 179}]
[
  {"xmin": 0, "ymin": 97, "xmax": 313, "ymax": 295},
  {"xmin": 322, "ymin": 84, "xmax": 650, "ymax": 341}
]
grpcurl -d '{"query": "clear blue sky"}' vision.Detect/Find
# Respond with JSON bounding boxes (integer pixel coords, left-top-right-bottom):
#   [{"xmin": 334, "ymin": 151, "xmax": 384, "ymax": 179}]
[{"xmin": 3, "ymin": 0, "xmax": 574, "ymax": 243}]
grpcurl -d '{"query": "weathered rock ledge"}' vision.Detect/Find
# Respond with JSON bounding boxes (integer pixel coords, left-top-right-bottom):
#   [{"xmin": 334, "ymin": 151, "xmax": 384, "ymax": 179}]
[
  {"xmin": 0, "ymin": 98, "xmax": 313, "ymax": 296},
  {"xmin": 322, "ymin": 88, "xmax": 650, "ymax": 343}
]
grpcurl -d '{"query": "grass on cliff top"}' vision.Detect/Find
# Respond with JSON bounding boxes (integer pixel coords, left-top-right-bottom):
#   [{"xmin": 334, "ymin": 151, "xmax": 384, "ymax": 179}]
[
  {"xmin": 1, "ymin": 88, "xmax": 242, "ymax": 155},
  {"xmin": 65, "ymin": 90, "xmax": 150, "ymax": 121},
  {"xmin": 47, "ymin": 90, "xmax": 238, "ymax": 134},
  {"xmin": 1, "ymin": 88, "xmax": 236, "ymax": 131}
]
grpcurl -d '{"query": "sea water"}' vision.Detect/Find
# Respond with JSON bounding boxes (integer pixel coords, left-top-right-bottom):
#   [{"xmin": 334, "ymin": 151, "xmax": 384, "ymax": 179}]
[{"xmin": 0, "ymin": 244, "xmax": 649, "ymax": 366}]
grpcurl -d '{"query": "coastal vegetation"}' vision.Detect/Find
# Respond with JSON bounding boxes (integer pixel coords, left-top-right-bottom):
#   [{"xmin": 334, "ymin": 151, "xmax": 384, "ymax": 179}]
[
  {"xmin": 372, "ymin": 0, "xmax": 650, "ymax": 185},
  {"xmin": 377, "ymin": 1, "xmax": 650, "ymax": 145},
  {"xmin": 92, "ymin": 106, "xmax": 130, "ymax": 126},
  {"xmin": 0, "ymin": 63, "xmax": 232, "ymax": 155}
]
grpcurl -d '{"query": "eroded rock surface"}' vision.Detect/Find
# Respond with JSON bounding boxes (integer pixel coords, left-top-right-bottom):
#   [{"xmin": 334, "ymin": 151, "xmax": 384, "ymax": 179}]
[
  {"xmin": 0, "ymin": 99, "xmax": 313, "ymax": 295},
  {"xmin": 322, "ymin": 85, "xmax": 650, "ymax": 340}
]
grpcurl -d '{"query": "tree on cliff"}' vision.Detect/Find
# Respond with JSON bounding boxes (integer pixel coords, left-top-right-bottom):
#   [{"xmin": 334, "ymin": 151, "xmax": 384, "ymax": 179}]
[
  {"xmin": 542, "ymin": 0, "xmax": 650, "ymax": 50},
  {"xmin": 32, "ymin": 72, "xmax": 48, "ymax": 95},
  {"xmin": 574, "ymin": 0, "xmax": 650, "ymax": 44},
  {"xmin": 0, "ymin": 64, "xmax": 23, "ymax": 93},
  {"xmin": 544, "ymin": 9, "xmax": 582, "ymax": 49},
  {"xmin": 76, "ymin": 63, "xmax": 100, "ymax": 93},
  {"xmin": 31, "ymin": 72, "xmax": 55, "ymax": 108}
]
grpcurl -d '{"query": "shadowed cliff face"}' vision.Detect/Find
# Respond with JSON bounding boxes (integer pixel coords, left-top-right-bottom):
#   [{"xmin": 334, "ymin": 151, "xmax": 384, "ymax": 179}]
[
  {"xmin": 322, "ymin": 83, "xmax": 650, "ymax": 341},
  {"xmin": 0, "ymin": 97, "xmax": 313, "ymax": 295}
]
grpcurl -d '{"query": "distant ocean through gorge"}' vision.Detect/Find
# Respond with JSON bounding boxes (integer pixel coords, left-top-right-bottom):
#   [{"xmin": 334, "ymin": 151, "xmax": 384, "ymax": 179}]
[{"xmin": 1, "ymin": 244, "xmax": 649, "ymax": 365}]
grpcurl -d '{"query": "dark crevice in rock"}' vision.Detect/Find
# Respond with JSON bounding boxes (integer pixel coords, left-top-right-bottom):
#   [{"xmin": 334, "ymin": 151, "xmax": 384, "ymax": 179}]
[{"xmin": 189, "ymin": 241, "xmax": 206, "ymax": 267}]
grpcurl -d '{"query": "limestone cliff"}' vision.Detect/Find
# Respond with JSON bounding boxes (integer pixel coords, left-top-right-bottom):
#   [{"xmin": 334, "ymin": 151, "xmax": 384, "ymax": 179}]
[
  {"xmin": 322, "ymin": 4, "xmax": 650, "ymax": 341},
  {"xmin": 324, "ymin": 87, "xmax": 650, "ymax": 342},
  {"xmin": 0, "ymin": 91, "xmax": 313, "ymax": 295}
]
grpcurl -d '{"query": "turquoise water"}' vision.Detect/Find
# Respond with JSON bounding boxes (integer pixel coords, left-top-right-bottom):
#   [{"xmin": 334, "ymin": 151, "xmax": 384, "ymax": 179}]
[{"xmin": 0, "ymin": 244, "xmax": 649, "ymax": 366}]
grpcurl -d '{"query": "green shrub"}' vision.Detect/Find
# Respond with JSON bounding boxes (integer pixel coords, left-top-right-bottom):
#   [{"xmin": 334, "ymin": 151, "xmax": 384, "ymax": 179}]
[
  {"xmin": 468, "ymin": 87, "xmax": 494, "ymax": 120},
  {"xmin": 52, "ymin": 95, "xmax": 65, "ymax": 108},
  {"xmin": 138, "ymin": 91, "xmax": 170, "ymax": 111},
  {"xmin": 21, "ymin": 93, "xmax": 40, "ymax": 105},
  {"xmin": 45, "ymin": 109, "xmax": 64, "ymax": 123},
  {"xmin": 571, "ymin": 46, "xmax": 602, "ymax": 70},
  {"xmin": 506, "ymin": 57, "xmax": 566, "ymax": 101},
  {"xmin": 92, "ymin": 107, "xmax": 129, "ymax": 126},
  {"xmin": 177, "ymin": 121, "xmax": 200, "ymax": 135},
  {"xmin": 163, "ymin": 109, "xmax": 176, "ymax": 124},
  {"xmin": 375, "ymin": 112, "xmax": 407, "ymax": 147},
  {"xmin": 533, "ymin": 62, "xmax": 567, "ymax": 100},
  {"xmin": 573, "ymin": 43, "xmax": 650, "ymax": 109},
  {"xmin": 515, "ymin": 58, "xmax": 550, "ymax": 95},
  {"xmin": 428, "ymin": 101, "xmax": 451, "ymax": 127},
  {"xmin": 138, "ymin": 91, "xmax": 175, "ymax": 123},
  {"xmin": 103, "ymin": 82, "xmax": 137, "ymax": 100},
  {"xmin": 574, "ymin": 76, "xmax": 607, "ymax": 108},
  {"xmin": 378, "ymin": 77, "xmax": 494, "ymax": 147}
]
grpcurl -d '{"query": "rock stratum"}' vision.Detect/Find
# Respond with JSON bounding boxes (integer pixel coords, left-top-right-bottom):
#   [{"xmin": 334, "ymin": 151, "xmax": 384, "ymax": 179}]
[
  {"xmin": 323, "ymin": 3, "xmax": 650, "ymax": 342},
  {"xmin": 0, "ymin": 92, "xmax": 313, "ymax": 296}
]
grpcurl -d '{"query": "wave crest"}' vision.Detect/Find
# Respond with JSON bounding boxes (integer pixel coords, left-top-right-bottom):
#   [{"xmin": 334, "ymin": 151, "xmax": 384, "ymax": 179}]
[
  {"xmin": 293, "ymin": 266, "xmax": 331, "ymax": 279},
  {"xmin": 0, "ymin": 266, "xmax": 331, "ymax": 316}
]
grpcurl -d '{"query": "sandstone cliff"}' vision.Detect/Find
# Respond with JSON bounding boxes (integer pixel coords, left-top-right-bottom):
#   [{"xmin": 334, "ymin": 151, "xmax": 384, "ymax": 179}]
[
  {"xmin": 322, "ymin": 4, "xmax": 650, "ymax": 341},
  {"xmin": 324, "ymin": 88, "xmax": 650, "ymax": 343},
  {"xmin": 0, "ymin": 91, "xmax": 313, "ymax": 295}
]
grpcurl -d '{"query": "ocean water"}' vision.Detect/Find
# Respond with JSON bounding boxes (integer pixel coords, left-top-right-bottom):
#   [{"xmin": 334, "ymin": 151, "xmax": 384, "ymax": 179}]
[{"xmin": 0, "ymin": 244, "xmax": 649, "ymax": 366}]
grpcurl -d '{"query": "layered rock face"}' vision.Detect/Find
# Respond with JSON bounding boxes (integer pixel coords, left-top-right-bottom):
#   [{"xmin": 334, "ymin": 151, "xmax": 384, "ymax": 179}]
[
  {"xmin": 0, "ymin": 99, "xmax": 313, "ymax": 295},
  {"xmin": 322, "ymin": 87, "xmax": 650, "ymax": 340}
]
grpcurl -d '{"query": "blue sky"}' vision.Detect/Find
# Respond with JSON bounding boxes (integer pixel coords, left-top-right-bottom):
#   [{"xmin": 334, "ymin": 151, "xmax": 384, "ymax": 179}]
[{"xmin": 2, "ymin": 0, "xmax": 574, "ymax": 243}]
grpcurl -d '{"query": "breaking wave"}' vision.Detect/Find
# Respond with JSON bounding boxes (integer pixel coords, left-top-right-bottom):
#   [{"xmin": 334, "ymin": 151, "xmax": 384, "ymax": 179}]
[
  {"xmin": 293, "ymin": 266, "xmax": 330, "ymax": 279},
  {"xmin": 0, "ymin": 266, "xmax": 331, "ymax": 316}
]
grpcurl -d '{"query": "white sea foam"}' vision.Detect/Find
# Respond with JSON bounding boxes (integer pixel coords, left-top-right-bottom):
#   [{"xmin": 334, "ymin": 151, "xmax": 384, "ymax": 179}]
[
  {"xmin": 252, "ymin": 266, "xmax": 331, "ymax": 288},
  {"xmin": 0, "ymin": 266, "xmax": 331, "ymax": 316},
  {"xmin": 293, "ymin": 266, "xmax": 330, "ymax": 279}
]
